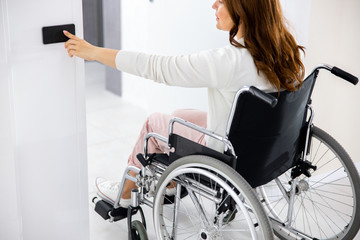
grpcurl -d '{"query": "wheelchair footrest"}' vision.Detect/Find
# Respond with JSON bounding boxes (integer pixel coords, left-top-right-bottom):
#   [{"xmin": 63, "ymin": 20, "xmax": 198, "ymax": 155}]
[
  {"xmin": 94, "ymin": 198, "xmax": 113, "ymax": 220},
  {"xmin": 93, "ymin": 198, "xmax": 128, "ymax": 222},
  {"xmin": 111, "ymin": 207, "xmax": 128, "ymax": 221}
]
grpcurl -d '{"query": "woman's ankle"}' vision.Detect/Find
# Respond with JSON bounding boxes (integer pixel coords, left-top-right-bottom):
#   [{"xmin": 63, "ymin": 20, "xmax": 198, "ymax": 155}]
[{"xmin": 121, "ymin": 182, "xmax": 137, "ymax": 199}]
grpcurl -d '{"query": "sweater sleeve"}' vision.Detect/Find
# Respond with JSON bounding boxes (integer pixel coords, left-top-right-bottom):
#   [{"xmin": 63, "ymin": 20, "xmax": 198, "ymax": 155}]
[{"xmin": 115, "ymin": 47, "xmax": 237, "ymax": 89}]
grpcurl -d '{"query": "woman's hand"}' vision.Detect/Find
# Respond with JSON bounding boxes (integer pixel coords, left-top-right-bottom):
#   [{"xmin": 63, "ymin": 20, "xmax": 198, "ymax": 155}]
[
  {"xmin": 63, "ymin": 30, "xmax": 119, "ymax": 68},
  {"xmin": 64, "ymin": 30, "xmax": 97, "ymax": 61}
]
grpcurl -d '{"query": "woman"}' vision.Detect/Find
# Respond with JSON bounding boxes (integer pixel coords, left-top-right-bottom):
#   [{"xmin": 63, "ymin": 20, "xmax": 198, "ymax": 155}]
[{"xmin": 64, "ymin": 0, "xmax": 304, "ymax": 208}]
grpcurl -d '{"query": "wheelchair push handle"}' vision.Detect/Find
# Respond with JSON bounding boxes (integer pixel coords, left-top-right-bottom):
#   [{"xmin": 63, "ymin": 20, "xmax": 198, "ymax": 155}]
[
  {"xmin": 316, "ymin": 64, "xmax": 358, "ymax": 85},
  {"xmin": 331, "ymin": 66, "xmax": 358, "ymax": 85},
  {"xmin": 249, "ymin": 86, "xmax": 278, "ymax": 108}
]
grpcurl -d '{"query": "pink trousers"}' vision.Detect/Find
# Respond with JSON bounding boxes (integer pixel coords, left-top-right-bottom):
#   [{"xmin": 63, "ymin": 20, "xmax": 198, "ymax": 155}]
[{"xmin": 128, "ymin": 109, "xmax": 207, "ymax": 168}]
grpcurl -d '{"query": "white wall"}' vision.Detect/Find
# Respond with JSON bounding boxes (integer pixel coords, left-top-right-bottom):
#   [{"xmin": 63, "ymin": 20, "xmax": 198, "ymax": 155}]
[
  {"xmin": 0, "ymin": 0, "xmax": 89, "ymax": 239},
  {"xmin": 280, "ymin": 0, "xmax": 312, "ymax": 46},
  {"xmin": 305, "ymin": 0, "xmax": 360, "ymax": 163},
  {"xmin": 0, "ymin": 2, "xmax": 20, "ymax": 238}
]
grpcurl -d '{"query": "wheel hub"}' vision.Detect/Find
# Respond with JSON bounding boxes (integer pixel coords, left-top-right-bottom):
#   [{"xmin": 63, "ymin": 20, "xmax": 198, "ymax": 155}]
[
  {"xmin": 200, "ymin": 232, "xmax": 208, "ymax": 239},
  {"xmin": 200, "ymin": 227, "xmax": 218, "ymax": 239},
  {"xmin": 296, "ymin": 179, "xmax": 310, "ymax": 194}
]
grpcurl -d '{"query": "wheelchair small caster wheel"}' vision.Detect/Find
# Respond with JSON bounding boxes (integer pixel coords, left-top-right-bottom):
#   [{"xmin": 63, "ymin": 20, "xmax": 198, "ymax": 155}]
[{"xmin": 130, "ymin": 220, "xmax": 148, "ymax": 240}]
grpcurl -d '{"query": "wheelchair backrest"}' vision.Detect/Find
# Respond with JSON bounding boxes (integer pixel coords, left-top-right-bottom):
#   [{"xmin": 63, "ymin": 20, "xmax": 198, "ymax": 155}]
[{"xmin": 227, "ymin": 71, "xmax": 318, "ymax": 187}]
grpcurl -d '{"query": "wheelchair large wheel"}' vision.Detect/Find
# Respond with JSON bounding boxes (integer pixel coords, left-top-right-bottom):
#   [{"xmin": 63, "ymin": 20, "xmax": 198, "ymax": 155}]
[
  {"xmin": 259, "ymin": 126, "xmax": 360, "ymax": 240},
  {"xmin": 153, "ymin": 155, "xmax": 274, "ymax": 240}
]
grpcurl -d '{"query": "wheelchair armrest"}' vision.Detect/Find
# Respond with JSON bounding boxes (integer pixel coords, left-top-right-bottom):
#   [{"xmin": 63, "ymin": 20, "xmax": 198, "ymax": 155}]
[
  {"xmin": 168, "ymin": 134, "xmax": 237, "ymax": 169},
  {"xmin": 168, "ymin": 117, "xmax": 236, "ymax": 156},
  {"xmin": 143, "ymin": 132, "xmax": 168, "ymax": 159}
]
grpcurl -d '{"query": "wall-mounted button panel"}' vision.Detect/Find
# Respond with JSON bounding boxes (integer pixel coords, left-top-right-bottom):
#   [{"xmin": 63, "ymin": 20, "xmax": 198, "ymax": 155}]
[{"xmin": 42, "ymin": 24, "xmax": 75, "ymax": 44}]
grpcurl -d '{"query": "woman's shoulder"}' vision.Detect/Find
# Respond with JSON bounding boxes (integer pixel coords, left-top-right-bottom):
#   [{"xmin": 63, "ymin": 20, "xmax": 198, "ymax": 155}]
[{"xmin": 201, "ymin": 43, "xmax": 250, "ymax": 63}]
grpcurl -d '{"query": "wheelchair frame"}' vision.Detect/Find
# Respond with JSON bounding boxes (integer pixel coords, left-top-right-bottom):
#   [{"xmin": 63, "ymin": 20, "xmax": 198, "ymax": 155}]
[{"xmin": 93, "ymin": 64, "xmax": 360, "ymax": 240}]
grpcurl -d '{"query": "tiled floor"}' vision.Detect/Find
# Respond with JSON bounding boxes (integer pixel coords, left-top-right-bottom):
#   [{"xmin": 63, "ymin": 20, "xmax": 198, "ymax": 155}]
[{"xmin": 85, "ymin": 62, "xmax": 360, "ymax": 240}]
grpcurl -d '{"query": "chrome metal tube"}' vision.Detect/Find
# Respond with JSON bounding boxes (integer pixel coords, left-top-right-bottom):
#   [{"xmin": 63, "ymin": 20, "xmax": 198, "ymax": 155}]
[
  {"xmin": 270, "ymin": 218, "xmax": 313, "ymax": 240},
  {"xmin": 168, "ymin": 117, "xmax": 236, "ymax": 156},
  {"xmin": 131, "ymin": 189, "xmax": 139, "ymax": 207},
  {"xmin": 302, "ymin": 105, "xmax": 315, "ymax": 162},
  {"xmin": 143, "ymin": 132, "xmax": 168, "ymax": 159},
  {"xmin": 113, "ymin": 165, "xmax": 141, "ymax": 208},
  {"xmin": 225, "ymin": 86, "xmax": 251, "ymax": 137},
  {"xmin": 184, "ymin": 183, "xmax": 222, "ymax": 204},
  {"xmin": 142, "ymin": 197, "xmax": 153, "ymax": 208},
  {"xmin": 285, "ymin": 179, "xmax": 298, "ymax": 227},
  {"xmin": 313, "ymin": 63, "xmax": 333, "ymax": 72},
  {"xmin": 171, "ymin": 184, "xmax": 182, "ymax": 239},
  {"xmin": 275, "ymin": 178, "xmax": 290, "ymax": 204},
  {"xmin": 184, "ymin": 177, "xmax": 219, "ymax": 197}
]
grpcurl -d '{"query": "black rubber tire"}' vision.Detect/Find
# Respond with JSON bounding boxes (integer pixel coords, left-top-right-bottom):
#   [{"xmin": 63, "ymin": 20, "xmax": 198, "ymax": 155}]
[{"xmin": 130, "ymin": 220, "xmax": 148, "ymax": 240}]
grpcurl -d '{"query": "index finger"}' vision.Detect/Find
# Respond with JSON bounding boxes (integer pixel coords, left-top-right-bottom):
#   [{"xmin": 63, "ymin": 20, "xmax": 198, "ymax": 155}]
[{"xmin": 63, "ymin": 30, "xmax": 78, "ymax": 40}]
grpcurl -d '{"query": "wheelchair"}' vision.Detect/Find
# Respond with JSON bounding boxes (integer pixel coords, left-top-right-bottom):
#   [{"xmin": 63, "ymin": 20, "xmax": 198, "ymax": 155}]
[{"xmin": 92, "ymin": 64, "xmax": 360, "ymax": 240}]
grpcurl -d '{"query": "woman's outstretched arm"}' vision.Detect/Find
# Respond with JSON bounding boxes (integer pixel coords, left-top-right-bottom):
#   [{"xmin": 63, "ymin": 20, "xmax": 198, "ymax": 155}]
[{"xmin": 63, "ymin": 30, "xmax": 119, "ymax": 69}]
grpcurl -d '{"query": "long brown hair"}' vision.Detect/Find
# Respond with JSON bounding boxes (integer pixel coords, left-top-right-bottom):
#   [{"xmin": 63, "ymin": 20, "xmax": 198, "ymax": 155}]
[{"xmin": 224, "ymin": 0, "xmax": 305, "ymax": 91}]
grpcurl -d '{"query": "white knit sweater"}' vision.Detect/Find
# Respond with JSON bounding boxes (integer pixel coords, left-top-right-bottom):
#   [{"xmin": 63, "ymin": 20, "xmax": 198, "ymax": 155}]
[{"xmin": 115, "ymin": 39, "xmax": 274, "ymax": 152}]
